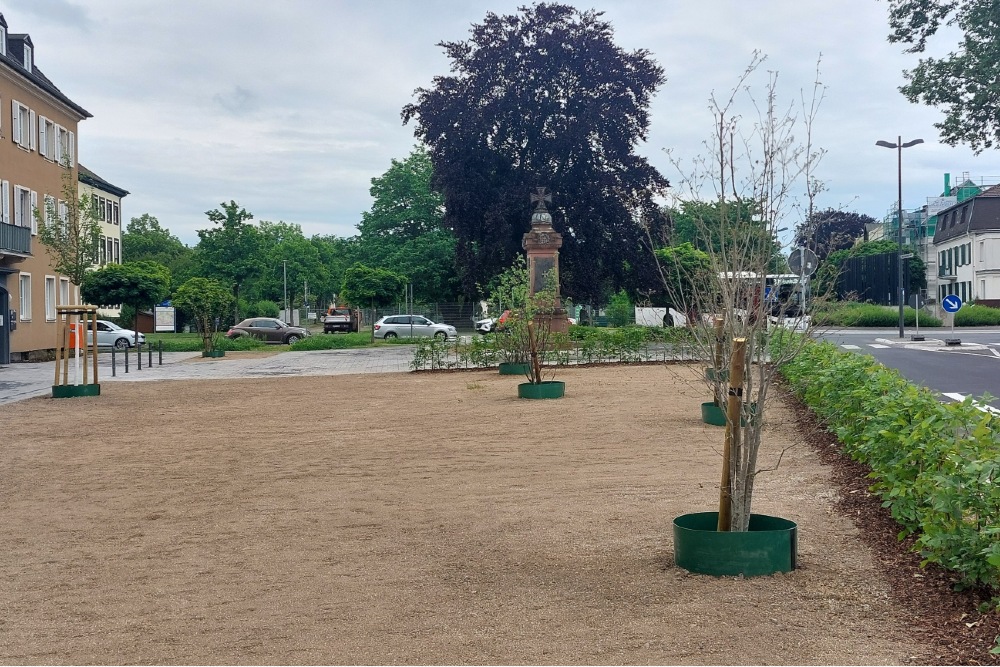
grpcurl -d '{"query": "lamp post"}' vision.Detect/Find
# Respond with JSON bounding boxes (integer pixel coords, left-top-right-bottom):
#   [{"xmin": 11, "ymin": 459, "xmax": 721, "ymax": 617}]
[
  {"xmin": 876, "ymin": 136, "xmax": 924, "ymax": 338},
  {"xmin": 282, "ymin": 260, "xmax": 288, "ymax": 323}
]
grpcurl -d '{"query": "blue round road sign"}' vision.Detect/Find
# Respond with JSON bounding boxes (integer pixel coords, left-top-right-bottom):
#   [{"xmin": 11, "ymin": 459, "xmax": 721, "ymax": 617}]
[{"xmin": 942, "ymin": 294, "xmax": 962, "ymax": 313}]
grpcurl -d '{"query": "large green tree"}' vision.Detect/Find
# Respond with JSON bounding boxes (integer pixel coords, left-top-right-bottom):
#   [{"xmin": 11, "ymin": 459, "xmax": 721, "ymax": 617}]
[
  {"xmin": 356, "ymin": 147, "xmax": 460, "ymax": 302},
  {"xmin": 196, "ymin": 201, "xmax": 262, "ymax": 322},
  {"xmin": 122, "ymin": 213, "xmax": 196, "ymax": 283},
  {"xmin": 666, "ymin": 200, "xmax": 784, "ymax": 272},
  {"xmin": 402, "ymin": 3, "xmax": 669, "ymax": 303},
  {"xmin": 340, "ymin": 263, "xmax": 407, "ymax": 310},
  {"xmin": 887, "ymin": 0, "xmax": 1000, "ymax": 152},
  {"xmin": 80, "ymin": 261, "xmax": 171, "ymax": 344}
]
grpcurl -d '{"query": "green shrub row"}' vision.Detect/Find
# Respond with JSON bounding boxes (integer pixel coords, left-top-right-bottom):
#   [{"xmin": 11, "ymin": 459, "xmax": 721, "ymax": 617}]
[
  {"xmin": 956, "ymin": 304, "xmax": 1000, "ymax": 326},
  {"xmin": 409, "ymin": 327, "xmax": 695, "ymax": 370},
  {"xmin": 812, "ymin": 302, "xmax": 943, "ymax": 327},
  {"xmin": 289, "ymin": 333, "xmax": 373, "ymax": 351},
  {"xmin": 779, "ymin": 340, "xmax": 1000, "ymax": 590}
]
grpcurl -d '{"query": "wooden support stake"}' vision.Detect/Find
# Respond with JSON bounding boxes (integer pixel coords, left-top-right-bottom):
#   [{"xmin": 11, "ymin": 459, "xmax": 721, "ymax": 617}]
[
  {"xmin": 718, "ymin": 337, "xmax": 747, "ymax": 532},
  {"xmin": 712, "ymin": 317, "xmax": 725, "ymax": 405},
  {"xmin": 54, "ymin": 319, "xmax": 63, "ymax": 386},
  {"xmin": 61, "ymin": 322, "xmax": 70, "ymax": 386},
  {"xmin": 91, "ymin": 313, "xmax": 99, "ymax": 384}
]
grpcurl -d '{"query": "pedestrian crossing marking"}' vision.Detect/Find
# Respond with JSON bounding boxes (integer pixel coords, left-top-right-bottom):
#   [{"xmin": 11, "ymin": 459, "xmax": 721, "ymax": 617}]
[
  {"xmin": 942, "ymin": 392, "xmax": 1000, "ymax": 415},
  {"xmin": 869, "ymin": 344, "xmax": 889, "ymax": 349},
  {"xmin": 841, "ymin": 344, "xmax": 861, "ymax": 350}
]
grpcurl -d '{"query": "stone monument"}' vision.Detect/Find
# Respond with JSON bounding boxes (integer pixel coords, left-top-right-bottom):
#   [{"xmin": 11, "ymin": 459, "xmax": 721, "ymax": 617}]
[{"xmin": 522, "ymin": 187, "xmax": 569, "ymax": 335}]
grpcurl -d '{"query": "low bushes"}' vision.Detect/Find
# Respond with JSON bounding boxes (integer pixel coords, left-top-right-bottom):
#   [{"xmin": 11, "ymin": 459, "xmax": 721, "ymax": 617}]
[
  {"xmin": 290, "ymin": 333, "xmax": 373, "ymax": 351},
  {"xmin": 812, "ymin": 302, "xmax": 942, "ymax": 327},
  {"xmin": 956, "ymin": 304, "xmax": 1000, "ymax": 327},
  {"xmin": 409, "ymin": 326, "xmax": 694, "ymax": 370},
  {"xmin": 780, "ymin": 340, "xmax": 1000, "ymax": 591}
]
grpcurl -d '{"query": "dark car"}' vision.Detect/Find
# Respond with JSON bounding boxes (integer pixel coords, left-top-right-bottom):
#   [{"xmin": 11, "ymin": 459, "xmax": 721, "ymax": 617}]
[{"xmin": 226, "ymin": 318, "xmax": 311, "ymax": 344}]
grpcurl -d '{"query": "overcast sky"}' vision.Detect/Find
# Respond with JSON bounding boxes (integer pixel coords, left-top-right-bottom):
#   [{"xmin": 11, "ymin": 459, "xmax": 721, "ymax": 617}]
[{"xmin": 2, "ymin": 0, "xmax": 996, "ymax": 249}]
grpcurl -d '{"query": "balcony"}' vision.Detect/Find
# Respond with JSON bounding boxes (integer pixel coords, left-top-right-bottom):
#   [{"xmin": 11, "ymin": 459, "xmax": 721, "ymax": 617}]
[
  {"xmin": 939, "ymin": 265, "xmax": 957, "ymax": 279},
  {"xmin": 0, "ymin": 222, "xmax": 31, "ymax": 257}
]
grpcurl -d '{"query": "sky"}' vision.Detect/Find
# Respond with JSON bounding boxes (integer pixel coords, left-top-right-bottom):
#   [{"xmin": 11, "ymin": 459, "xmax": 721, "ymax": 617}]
[{"xmin": 2, "ymin": 0, "xmax": 996, "ymax": 250}]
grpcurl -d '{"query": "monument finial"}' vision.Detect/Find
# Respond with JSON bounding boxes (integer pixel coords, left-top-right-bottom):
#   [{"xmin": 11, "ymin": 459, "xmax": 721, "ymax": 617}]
[{"xmin": 530, "ymin": 187, "xmax": 552, "ymax": 211}]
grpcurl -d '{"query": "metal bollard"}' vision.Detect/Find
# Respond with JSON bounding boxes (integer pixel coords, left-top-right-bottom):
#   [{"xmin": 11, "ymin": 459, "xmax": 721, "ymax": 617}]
[
  {"xmin": 124, "ymin": 345, "xmax": 129, "ymax": 373},
  {"xmin": 148, "ymin": 342, "xmax": 153, "ymax": 368},
  {"xmin": 137, "ymin": 342, "xmax": 142, "ymax": 370},
  {"xmin": 158, "ymin": 340, "xmax": 163, "ymax": 365},
  {"xmin": 111, "ymin": 346, "xmax": 116, "ymax": 377}
]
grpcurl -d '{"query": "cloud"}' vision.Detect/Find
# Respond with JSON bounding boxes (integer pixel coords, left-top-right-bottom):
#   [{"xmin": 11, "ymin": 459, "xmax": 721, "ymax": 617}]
[{"xmin": 212, "ymin": 86, "xmax": 260, "ymax": 116}]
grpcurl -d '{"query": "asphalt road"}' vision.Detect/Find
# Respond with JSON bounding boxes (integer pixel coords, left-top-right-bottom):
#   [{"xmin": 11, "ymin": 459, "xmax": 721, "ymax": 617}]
[{"xmin": 818, "ymin": 327, "xmax": 1000, "ymax": 409}]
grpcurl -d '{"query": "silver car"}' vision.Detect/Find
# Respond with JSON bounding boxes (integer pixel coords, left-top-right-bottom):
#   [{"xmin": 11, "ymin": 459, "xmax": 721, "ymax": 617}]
[
  {"xmin": 373, "ymin": 315, "xmax": 457, "ymax": 340},
  {"xmin": 85, "ymin": 320, "xmax": 146, "ymax": 349}
]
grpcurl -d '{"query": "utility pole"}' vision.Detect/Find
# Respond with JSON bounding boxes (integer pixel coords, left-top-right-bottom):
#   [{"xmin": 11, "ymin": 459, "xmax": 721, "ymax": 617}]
[{"xmin": 283, "ymin": 260, "xmax": 288, "ymax": 323}]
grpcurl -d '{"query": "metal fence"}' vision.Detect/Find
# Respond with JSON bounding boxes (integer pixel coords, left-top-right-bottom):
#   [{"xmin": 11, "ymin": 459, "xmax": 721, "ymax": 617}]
[{"xmin": 836, "ymin": 251, "xmax": 909, "ymax": 305}]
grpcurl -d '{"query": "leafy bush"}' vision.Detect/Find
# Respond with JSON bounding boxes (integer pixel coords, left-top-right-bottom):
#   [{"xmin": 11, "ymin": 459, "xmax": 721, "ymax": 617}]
[
  {"xmin": 780, "ymin": 340, "xmax": 1000, "ymax": 590},
  {"xmin": 956, "ymin": 304, "xmax": 1000, "ymax": 326},
  {"xmin": 247, "ymin": 299, "xmax": 280, "ymax": 318},
  {"xmin": 812, "ymin": 302, "xmax": 941, "ymax": 327},
  {"xmin": 290, "ymin": 333, "xmax": 373, "ymax": 351},
  {"xmin": 605, "ymin": 290, "xmax": 633, "ymax": 327}
]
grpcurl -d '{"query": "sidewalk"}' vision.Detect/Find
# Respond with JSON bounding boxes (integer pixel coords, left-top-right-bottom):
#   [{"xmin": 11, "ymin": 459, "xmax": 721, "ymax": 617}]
[{"xmin": 0, "ymin": 346, "xmax": 416, "ymax": 406}]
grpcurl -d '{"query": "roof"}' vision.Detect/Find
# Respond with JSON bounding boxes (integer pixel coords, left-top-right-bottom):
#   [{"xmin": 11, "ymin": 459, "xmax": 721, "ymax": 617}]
[
  {"xmin": 78, "ymin": 164, "xmax": 129, "ymax": 198},
  {"xmin": 0, "ymin": 15, "xmax": 92, "ymax": 120},
  {"xmin": 932, "ymin": 185, "xmax": 1000, "ymax": 243}
]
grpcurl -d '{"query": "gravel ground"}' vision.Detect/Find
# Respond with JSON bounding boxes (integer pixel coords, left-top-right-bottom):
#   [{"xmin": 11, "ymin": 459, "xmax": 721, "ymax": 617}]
[{"xmin": 0, "ymin": 363, "xmax": 934, "ymax": 664}]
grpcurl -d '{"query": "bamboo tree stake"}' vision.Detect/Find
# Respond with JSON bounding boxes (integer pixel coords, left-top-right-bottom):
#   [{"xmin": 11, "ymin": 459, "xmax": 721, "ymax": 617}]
[
  {"xmin": 718, "ymin": 337, "xmax": 747, "ymax": 532},
  {"xmin": 713, "ymin": 317, "xmax": 725, "ymax": 405}
]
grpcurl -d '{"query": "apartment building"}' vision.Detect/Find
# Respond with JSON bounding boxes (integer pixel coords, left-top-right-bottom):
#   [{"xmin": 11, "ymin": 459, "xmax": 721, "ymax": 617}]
[
  {"xmin": 78, "ymin": 164, "xmax": 128, "ymax": 318},
  {"xmin": 933, "ymin": 184, "xmax": 1000, "ymax": 309},
  {"xmin": 0, "ymin": 13, "xmax": 91, "ymax": 363}
]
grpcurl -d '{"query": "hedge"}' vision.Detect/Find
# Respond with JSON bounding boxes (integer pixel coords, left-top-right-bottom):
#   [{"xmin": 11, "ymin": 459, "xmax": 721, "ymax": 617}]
[{"xmin": 779, "ymin": 340, "xmax": 1000, "ymax": 590}]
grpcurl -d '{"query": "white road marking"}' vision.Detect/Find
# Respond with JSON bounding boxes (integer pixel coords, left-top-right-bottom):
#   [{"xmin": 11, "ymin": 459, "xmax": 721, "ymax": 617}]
[
  {"xmin": 941, "ymin": 392, "xmax": 1000, "ymax": 415},
  {"xmin": 869, "ymin": 344, "xmax": 889, "ymax": 349},
  {"xmin": 841, "ymin": 344, "xmax": 861, "ymax": 350},
  {"xmin": 992, "ymin": 348, "xmax": 1000, "ymax": 358}
]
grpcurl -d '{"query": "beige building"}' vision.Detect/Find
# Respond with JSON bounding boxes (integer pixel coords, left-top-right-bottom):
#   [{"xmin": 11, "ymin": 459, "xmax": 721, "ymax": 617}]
[
  {"xmin": 78, "ymin": 164, "xmax": 128, "ymax": 318},
  {"xmin": 0, "ymin": 13, "xmax": 91, "ymax": 363}
]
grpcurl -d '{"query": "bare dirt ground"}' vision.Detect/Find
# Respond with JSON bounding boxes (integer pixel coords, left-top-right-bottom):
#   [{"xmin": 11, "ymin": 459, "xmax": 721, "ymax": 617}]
[{"xmin": 0, "ymin": 363, "xmax": 937, "ymax": 665}]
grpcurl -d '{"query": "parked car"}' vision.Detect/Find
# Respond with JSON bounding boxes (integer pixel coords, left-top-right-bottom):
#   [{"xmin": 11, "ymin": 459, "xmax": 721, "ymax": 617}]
[
  {"xmin": 84, "ymin": 320, "xmax": 146, "ymax": 350},
  {"xmin": 226, "ymin": 318, "xmax": 311, "ymax": 344},
  {"xmin": 373, "ymin": 315, "xmax": 457, "ymax": 340}
]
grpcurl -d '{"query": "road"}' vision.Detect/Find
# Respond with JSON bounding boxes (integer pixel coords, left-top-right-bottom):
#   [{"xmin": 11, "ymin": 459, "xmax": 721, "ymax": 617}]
[{"xmin": 818, "ymin": 327, "xmax": 1000, "ymax": 409}]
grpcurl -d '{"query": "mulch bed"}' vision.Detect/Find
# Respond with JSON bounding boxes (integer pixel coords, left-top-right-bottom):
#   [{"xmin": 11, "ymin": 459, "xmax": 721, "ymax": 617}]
[{"xmin": 780, "ymin": 382, "xmax": 1000, "ymax": 665}]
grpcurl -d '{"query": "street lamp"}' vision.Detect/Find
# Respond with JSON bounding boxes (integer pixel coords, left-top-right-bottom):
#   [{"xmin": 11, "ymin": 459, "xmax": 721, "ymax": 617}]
[
  {"xmin": 282, "ymin": 260, "xmax": 288, "ymax": 323},
  {"xmin": 876, "ymin": 136, "xmax": 924, "ymax": 338}
]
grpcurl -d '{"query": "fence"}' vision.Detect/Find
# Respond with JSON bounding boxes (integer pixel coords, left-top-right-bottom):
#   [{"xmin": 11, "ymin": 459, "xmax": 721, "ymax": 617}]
[{"xmin": 837, "ymin": 251, "xmax": 910, "ymax": 305}]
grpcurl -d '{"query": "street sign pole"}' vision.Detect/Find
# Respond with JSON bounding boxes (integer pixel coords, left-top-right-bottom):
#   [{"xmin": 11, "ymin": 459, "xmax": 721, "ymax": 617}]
[{"xmin": 941, "ymin": 294, "xmax": 962, "ymax": 345}]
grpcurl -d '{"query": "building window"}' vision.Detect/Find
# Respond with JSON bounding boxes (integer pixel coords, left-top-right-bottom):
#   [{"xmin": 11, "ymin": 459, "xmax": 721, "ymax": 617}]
[
  {"xmin": 44, "ymin": 276, "xmax": 56, "ymax": 321},
  {"xmin": 18, "ymin": 273, "xmax": 31, "ymax": 321},
  {"xmin": 38, "ymin": 117, "xmax": 57, "ymax": 160},
  {"xmin": 12, "ymin": 185, "xmax": 36, "ymax": 233},
  {"xmin": 99, "ymin": 236, "xmax": 107, "ymax": 265},
  {"xmin": 55, "ymin": 126, "xmax": 75, "ymax": 166},
  {"xmin": 59, "ymin": 277, "xmax": 70, "ymax": 316},
  {"xmin": 113, "ymin": 238, "xmax": 120, "ymax": 263},
  {"xmin": 22, "ymin": 43, "xmax": 31, "ymax": 72},
  {"xmin": 0, "ymin": 24, "xmax": 6, "ymax": 57},
  {"xmin": 981, "ymin": 241, "xmax": 985, "ymax": 263},
  {"xmin": 11, "ymin": 101, "xmax": 35, "ymax": 151},
  {"xmin": 0, "ymin": 180, "xmax": 9, "ymax": 225},
  {"xmin": 113, "ymin": 201, "xmax": 120, "ymax": 225}
]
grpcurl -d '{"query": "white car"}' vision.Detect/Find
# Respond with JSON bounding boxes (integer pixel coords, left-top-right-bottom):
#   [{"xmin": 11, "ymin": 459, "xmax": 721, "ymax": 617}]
[
  {"xmin": 373, "ymin": 315, "xmax": 457, "ymax": 340},
  {"xmin": 85, "ymin": 320, "xmax": 146, "ymax": 349}
]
